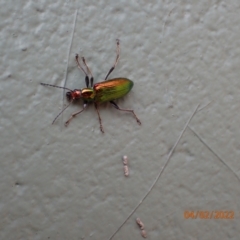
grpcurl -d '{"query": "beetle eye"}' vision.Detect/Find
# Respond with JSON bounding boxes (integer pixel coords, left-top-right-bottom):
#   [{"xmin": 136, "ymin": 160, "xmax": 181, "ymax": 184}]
[{"xmin": 66, "ymin": 92, "xmax": 72, "ymax": 101}]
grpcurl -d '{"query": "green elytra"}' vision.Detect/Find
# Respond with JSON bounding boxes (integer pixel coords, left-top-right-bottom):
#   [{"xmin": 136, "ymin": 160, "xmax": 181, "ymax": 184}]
[
  {"xmin": 82, "ymin": 78, "xmax": 133, "ymax": 102},
  {"xmin": 41, "ymin": 39, "xmax": 141, "ymax": 133}
]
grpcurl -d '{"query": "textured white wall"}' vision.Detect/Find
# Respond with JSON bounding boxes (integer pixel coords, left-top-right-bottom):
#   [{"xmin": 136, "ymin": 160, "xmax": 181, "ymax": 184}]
[{"xmin": 1, "ymin": 0, "xmax": 240, "ymax": 239}]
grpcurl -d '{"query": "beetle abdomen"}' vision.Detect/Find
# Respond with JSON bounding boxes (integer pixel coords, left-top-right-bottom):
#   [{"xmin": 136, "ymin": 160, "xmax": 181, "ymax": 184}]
[{"xmin": 94, "ymin": 78, "xmax": 133, "ymax": 103}]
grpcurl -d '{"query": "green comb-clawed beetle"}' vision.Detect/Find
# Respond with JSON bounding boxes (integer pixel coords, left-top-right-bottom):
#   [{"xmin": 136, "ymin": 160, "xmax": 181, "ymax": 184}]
[{"xmin": 41, "ymin": 39, "xmax": 141, "ymax": 133}]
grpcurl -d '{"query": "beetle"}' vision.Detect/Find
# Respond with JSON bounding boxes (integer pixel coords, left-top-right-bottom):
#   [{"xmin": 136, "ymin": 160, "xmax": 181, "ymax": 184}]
[{"xmin": 41, "ymin": 39, "xmax": 141, "ymax": 133}]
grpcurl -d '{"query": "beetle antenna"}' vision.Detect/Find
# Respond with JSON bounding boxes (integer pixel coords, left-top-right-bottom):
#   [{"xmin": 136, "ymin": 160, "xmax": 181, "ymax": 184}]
[
  {"xmin": 41, "ymin": 83, "xmax": 72, "ymax": 92},
  {"xmin": 52, "ymin": 100, "xmax": 73, "ymax": 124}
]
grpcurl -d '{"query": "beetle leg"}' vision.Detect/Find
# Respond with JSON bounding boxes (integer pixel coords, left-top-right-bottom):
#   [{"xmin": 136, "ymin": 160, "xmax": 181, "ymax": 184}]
[
  {"xmin": 65, "ymin": 103, "xmax": 88, "ymax": 127},
  {"xmin": 104, "ymin": 39, "xmax": 120, "ymax": 80},
  {"xmin": 75, "ymin": 54, "xmax": 94, "ymax": 88},
  {"xmin": 94, "ymin": 103, "xmax": 104, "ymax": 133},
  {"xmin": 110, "ymin": 101, "xmax": 141, "ymax": 125},
  {"xmin": 82, "ymin": 57, "xmax": 94, "ymax": 87}
]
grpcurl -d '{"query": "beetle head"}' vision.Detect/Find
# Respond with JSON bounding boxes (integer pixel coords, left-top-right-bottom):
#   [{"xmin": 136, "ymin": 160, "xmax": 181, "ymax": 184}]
[{"xmin": 66, "ymin": 89, "xmax": 82, "ymax": 101}]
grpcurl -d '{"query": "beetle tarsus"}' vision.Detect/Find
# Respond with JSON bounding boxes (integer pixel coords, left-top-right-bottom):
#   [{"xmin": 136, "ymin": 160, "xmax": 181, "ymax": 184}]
[
  {"xmin": 100, "ymin": 125, "xmax": 104, "ymax": 133},
  {"xmin": 135, "ymin": 116, "xmax": 141, "ymax": 125}
]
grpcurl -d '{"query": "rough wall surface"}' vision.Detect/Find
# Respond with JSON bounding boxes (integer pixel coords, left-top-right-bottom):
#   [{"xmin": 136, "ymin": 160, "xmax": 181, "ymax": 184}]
[{"xmin": 1, "ymin": 1, "xmax": 240, "ymax": 239}]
